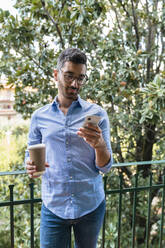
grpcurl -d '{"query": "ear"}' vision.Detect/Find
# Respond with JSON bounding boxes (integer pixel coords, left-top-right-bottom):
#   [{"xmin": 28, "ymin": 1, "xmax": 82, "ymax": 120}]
[{"xmin": 54, "ymin": 69, "xmax": 58, "ymax": 81}]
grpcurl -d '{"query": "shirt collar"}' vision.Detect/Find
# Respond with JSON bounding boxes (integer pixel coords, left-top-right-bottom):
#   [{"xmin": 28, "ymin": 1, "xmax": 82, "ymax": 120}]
[{"xmin": 51, "ymin": 95, "xmax": 85, "ymax": 109}]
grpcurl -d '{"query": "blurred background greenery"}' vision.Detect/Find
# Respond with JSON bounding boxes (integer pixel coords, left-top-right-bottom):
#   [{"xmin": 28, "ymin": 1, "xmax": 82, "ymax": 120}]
[{"xmin": 0, "ymin": 0, "xmax": 164, "ymax": 247}]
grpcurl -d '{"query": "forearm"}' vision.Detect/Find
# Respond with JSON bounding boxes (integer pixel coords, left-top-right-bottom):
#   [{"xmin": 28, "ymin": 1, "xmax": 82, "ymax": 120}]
[
  {"xmin": 77, "ymin": 123, "xmax": 111, "ymax": 167},
  {"xmin": 95, "ymin": 141, "xmax": 111, "ymax": 167}
]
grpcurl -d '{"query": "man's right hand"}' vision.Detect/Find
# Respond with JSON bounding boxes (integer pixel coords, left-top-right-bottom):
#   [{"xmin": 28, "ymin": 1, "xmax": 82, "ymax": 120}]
[{"xmin": 26, "ymin": 161, "xmax": 49, "ymax": 178}]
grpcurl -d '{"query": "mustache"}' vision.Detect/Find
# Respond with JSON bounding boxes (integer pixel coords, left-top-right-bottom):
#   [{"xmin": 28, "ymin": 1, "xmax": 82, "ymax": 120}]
[{"xmin": 67, "ymin": 86, "xmax": 79, "ymax": 90}]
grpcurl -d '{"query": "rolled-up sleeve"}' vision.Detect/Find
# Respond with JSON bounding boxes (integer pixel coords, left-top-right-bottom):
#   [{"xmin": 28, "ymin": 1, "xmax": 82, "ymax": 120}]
[
  {"xmin": 24, "ymin": 111, "xmax": 42, "ymax": 166},
  {"xmin": 95, "ymin": 109, "xmax": 113, "ymax": 174}
]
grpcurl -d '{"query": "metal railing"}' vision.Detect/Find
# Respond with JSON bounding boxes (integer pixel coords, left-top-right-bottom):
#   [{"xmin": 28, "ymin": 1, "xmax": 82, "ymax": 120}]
[
  {"xmin": 102, "ymin": 160, "xmax": 165, "ymax": 248},
  {"xmin": 0, "ymin": 160, "xmax": 165, "ymax": 248}
]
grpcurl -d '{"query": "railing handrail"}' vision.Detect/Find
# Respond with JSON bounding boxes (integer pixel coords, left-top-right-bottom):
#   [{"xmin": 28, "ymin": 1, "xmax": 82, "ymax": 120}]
[
  {"xmin": 0, "ymin": 160, "xmax": 165, "ymax": 176},
  {"xmin": 0, "ymin": 160, "xmax": 165, "ymax": 248},
  {"xmin": 113, "ymin": 159, "xmax": 165, "ymax": 167}
]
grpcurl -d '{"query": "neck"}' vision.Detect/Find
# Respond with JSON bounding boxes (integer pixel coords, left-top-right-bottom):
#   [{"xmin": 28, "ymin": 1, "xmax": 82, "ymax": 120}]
[{"xmin": 57, "ymin": 94, "xmax": 77, "ymax": 109}]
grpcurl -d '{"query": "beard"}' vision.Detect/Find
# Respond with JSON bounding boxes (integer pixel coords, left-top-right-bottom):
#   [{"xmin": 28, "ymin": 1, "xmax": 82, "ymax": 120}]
[{"xmin": 63, "ymin": 85, "xmax": 80, "ymax": 100}]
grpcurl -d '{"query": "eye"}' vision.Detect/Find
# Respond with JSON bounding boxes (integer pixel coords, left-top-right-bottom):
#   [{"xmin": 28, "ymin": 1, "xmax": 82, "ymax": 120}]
[
  {"xmin": 67, "ymin": 75, "xmax": 73, "ymax": 79},
  {"xmin": 65, "ymin": 74, "xmax": 74, "ymax": 80},
  {"xmin": 78, "ymin": 76, "xmax": 85, "ymax": 81}
]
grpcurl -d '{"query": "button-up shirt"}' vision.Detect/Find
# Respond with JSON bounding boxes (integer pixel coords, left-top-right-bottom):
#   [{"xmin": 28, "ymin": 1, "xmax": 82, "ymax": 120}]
[{"xmin": 25, "ymin": 95, "xmax": 113, "ymax": 219}]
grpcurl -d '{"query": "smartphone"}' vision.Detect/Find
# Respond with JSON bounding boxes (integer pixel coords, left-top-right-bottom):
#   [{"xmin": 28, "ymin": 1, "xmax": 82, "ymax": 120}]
[{"xmin": 83, "ymin": 115, "xmax": 101, "ymax": 128}]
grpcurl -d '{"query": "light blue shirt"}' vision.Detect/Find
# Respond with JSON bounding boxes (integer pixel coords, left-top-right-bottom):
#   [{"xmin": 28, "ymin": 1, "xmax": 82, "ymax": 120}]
[{"xmin": 25, "ymin": 95, "xmax": 113, "ymax": 219}]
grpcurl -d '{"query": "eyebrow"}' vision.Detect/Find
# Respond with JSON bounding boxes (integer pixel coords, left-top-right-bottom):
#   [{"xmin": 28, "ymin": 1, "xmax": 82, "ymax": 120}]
[{"xmin": 64, "ymin": 71, "xmax": 86, "ymax": 77}]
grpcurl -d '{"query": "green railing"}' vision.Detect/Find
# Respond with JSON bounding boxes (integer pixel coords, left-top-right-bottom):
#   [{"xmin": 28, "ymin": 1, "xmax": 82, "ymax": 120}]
[
  {"xmin": 0, "ymin": 160, "xmax": 165, "ymax": 248},
  {"xmin": 102, "ymin": 160, "xmax": 165, "ymax": 248}
]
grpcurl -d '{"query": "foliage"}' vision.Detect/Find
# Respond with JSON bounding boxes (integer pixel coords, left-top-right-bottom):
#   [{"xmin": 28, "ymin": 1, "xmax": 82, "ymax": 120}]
[
  {"xmin": 0, "ymin": 176, "xmax": 42, "ymax": 247},
  {"xmin": 0, "ymin": 122, "xmax": 42, "ymax": 247},
  {"xmin": 1, "ymin": 164, "xmax": 165, "ymax": 247},
  {"xmin": 0, "ymin": 122, "xmax": 29, "ymax": 171},
  {"xmin": 0, "ymin": 0, "xmax": 164, "ymax": 162},
  {"xmin": 101, "ymin": 166, "xmax": 165, "ymax": 248},
  {"xmin": 140, "ymin": 75, "xmax": 165, "ymax": 124},
  {"xmin": 0, "ymin": 0, "xmax": 165, "ymax": 246}
]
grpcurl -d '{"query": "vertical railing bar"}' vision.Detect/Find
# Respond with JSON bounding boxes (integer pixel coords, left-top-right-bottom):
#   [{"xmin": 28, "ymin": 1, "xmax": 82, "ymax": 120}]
[
  {"xmin": 30, "ymin": 183, "xmax": 34, "ymax": 248},
  {"xmin": 146, "ymin": 173, "xmax": 152, "ymax": 248},
  {"xmin": 131, "ymin": 173, "xmax": 138, "ymax": 248},
  {"xmin": 102, "ymin": 176, "xmax": 108, "ymax": 248},
  {"xmin": 1, "ymin": 161, "xmax": 165, "ymax": 247},
  {"xmin": 117, "ymin": 173, "xmax": 123, "ymax": 248},
  {"xmin": 159, "ymin": 172, "xmax": 165, "ymax": 248},
  {"xmin": 9, "ymin": 185, "xmax": 14, "ymax": 248}
]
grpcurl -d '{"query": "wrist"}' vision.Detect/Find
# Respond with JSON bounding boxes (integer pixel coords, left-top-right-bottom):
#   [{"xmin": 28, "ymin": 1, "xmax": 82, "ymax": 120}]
[{"xmin": 94, "ymin": 139, "xmax": 107, "ymax": 150}]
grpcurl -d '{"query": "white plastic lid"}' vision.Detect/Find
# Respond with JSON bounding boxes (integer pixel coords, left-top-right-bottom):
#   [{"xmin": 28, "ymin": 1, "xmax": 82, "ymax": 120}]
[{"xmin": 28, "ymin": 144, "xmax": 45, "ymax": 150}]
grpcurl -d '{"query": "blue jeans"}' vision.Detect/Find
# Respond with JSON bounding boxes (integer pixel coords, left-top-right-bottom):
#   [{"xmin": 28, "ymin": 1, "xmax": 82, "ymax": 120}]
[{"xmin": 40, "ymin": 199, "xmax": 106, "ymax": 248}]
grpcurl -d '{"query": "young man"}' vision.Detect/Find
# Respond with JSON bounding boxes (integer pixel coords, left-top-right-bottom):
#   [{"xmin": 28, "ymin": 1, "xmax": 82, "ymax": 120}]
[{"xmin": 26, "ymin": 48, "xmax": 113, "ymax": 248}]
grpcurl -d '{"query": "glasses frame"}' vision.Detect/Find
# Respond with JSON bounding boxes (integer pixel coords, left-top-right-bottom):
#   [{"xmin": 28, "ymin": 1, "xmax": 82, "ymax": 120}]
[{"xmin": 60, "ymin": 69, "xmax": 88, "ymax": 86}]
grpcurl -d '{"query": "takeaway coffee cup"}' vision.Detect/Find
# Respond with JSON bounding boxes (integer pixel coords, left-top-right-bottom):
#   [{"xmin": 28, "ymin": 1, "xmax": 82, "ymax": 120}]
[{"xmin": 28, "ymin": 144, "xmax": 46, "ymax": 176}]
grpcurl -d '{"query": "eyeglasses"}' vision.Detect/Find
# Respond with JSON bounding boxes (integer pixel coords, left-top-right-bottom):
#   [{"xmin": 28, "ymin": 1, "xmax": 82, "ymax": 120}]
[{"xmin": 60, "ymin": 69, "xmax": 88, "ymax": 85}]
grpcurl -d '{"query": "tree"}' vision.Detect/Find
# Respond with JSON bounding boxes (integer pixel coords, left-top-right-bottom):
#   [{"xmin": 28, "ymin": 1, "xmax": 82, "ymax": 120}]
[{"xmin": 0, "ymin": 0, "xmax": 165, "ymax": 246}]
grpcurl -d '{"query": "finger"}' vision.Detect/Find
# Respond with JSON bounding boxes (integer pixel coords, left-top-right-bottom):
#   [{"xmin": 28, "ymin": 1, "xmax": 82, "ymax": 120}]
[
  {"xmin": 84, "ymin": 123, "xmax": 101, "ymax": 132},
  {"xmin": 27, "ymin": 168, "xmax": 37, "ymax": 174},
  {"xmin": 27, "ymin": 170, "xmax": 37, "ymax": 178},
  {"xmin": 29, "ymin": 174, "xmax": 40, "ymax": 179},
  {"xmin": 78, "ymin": 132, "xmax": 101, "ymax": 142},
  {"xmin": 26, "ymin": 165, "xmax": 37, "ymax": 171},
  {"xmin": 85, "ymin": 137, "xmax": 99, "ymax": 144},
  {"xmin": 77, "ymin": 130, "xmax": 84, "ymax": 137},
  {"xmin": 79, "ymin": 126, "xmax": 98, "ymax": 133},
  {"xmin": 45, "ymin": 162, "xmax": 49, "ymax": 167},
  {"xmin": 78, "ymin": 129, "xmax": 100, "ymax": 138},
  {"xmin": 80, "ymin": 125, "xmax": 101, "ymax": 133},
  {"xmin": 26, "ymin": 160, "xmax": 34, "ymax": 165}
]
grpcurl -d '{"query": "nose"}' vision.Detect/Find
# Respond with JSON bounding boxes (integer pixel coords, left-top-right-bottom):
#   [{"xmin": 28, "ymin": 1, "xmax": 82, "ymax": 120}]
[{"xmin": 70, "ymin": 78, "xmax": 79, "ymax": 87}]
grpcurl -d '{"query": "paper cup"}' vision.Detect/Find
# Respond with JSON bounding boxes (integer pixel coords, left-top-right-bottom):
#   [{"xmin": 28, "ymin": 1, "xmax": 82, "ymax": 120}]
[{"xmin": 28, "ymin": 144, "xmax": 46, "ymax": 176}]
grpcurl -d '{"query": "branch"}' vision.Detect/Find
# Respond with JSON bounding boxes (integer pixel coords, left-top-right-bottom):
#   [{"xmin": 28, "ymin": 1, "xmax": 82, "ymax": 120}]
[
  {"xmin": 58, "ymin": 0, "xmax": 67, "ymax": 18},
  {"xmin": 145, "ymin": 0, "xmax": 153, "ymax": 81},
  {"xmin": 109, "ymin": 0, "xmax": 125, "ymax": 48},
  {"xmin": 146, "ymin": 0, "xmax": 158, "ymax": 81},
  {"xmin": 120, "ymin": 166, "xmax": 132, "ymax": 179},
  {"xmin": 18, "ymin": 48, "xmax": 53, "ymax": 78},
  {"xmin": 112, "ymin": 134, "xmax": 133, "ymax": 179},
  {"xmin": 135, "ymin": 0, "xmax": 140, "ymax": 8},
  {"xmin": 40, "ymin": 0, "xmax": 65, "ymax": 48},
  {"xmin": 117, "ymin": 0, "xmax": 130, "ymax": 18},
  {"xmin": 156, "ymin": 25, "xmax": 165, "ymax": 73},
  {"xmin": 130, "ymin": 0, "xmax": 140, "ymax": 50},
  {"xmin": 155, "ymin": 134, "xmax": 165, "ymax": 143},
  {"xmin": 18, "ymin": 50, "xmax": 44, "ymax": 71}
]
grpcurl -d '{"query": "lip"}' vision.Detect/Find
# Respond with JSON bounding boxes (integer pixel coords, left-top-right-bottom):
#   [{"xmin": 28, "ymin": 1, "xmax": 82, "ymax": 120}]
[{"xmin": 67, "ymin": 88, "xmax": 78, "ymax": 94}]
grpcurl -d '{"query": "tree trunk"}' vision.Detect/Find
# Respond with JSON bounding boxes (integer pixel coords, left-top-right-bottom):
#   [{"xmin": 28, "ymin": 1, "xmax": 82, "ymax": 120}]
[{"xmin": 137, "ymin": 123, "xmax": 156, "ymax": 178}]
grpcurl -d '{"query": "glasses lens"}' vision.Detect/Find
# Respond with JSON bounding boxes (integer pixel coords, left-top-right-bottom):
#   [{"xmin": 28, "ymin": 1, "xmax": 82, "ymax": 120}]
[
  {"xmin": 64, "ymin": 75, "xmax": 74, "ymax": 82},
  {"xmin": 61, "ymin": 70, "xmax": 88, "ymax": 85},
  {"xmin": 80, "ymin": 75, "xmax": 88, "ymax": 85}
]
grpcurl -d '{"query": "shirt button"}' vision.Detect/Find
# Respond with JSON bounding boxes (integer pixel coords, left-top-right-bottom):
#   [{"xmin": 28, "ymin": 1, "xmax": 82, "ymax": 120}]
[
  {"xmin": 71, "ymin": 193, "xmax": 74, "ymax": 197},
  {"xmin": 70, "ymin": 176, "xmax": 72, "ymax": 179},
  {"xmin": 66, "ymin": 140, "xmax": 69, "ymax": 145},
  {"xmin": 67, "ymin": 158, "xmax": 71, "ymax": 162}
]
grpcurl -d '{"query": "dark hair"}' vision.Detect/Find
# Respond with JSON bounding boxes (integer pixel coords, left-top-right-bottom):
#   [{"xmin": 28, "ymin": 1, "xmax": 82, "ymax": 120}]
[{"xmin": 57, "ymin": 48, "xmax": 87, "ymax": 70}]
